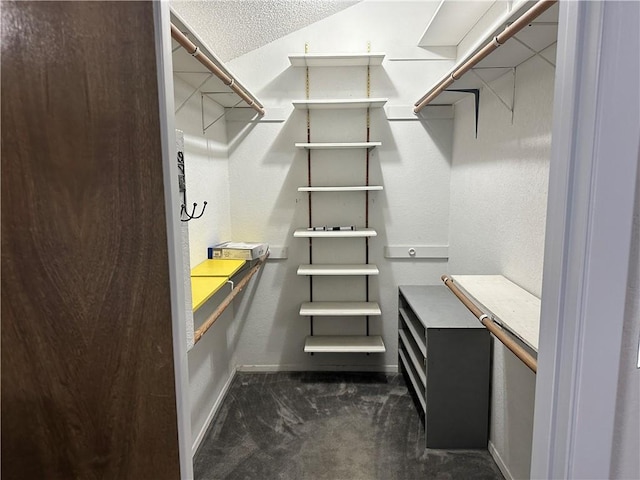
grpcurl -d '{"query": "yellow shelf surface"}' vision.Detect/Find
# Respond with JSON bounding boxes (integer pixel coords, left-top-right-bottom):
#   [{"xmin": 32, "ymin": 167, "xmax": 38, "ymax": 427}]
[
  {"xmin": 191, "ymin": 276, "xmax": 228, "ymax": 311},
  {"xmin": 191, "ymin": 259, "xmax": 245, "ymax": 277}
]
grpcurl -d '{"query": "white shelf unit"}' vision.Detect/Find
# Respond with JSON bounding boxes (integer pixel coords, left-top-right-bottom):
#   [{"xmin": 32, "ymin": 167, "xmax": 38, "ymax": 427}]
[
  {"xmin": 293, "ymin": 49, "xmax": 386, "ymax": 354},
  {"xmin": 292, "ymin": 98, "xmax": 388, "ymax": 110},
  {"xmin": 295, "ymin": 142, "xmax": 381, "ymax": 150},
  {"xmin": 299, "ymin": 302, "xmax": 381, "ymax": 317},
  {"xmin": 289, "ymin": 53, "xmax": 385, "ymax": 67},
  {"xmin": 293, "ymin": 228, "xmax": 377, "ymax": 238},
  {"xmin": 297, "ymin": 265, "xmax": 379, "ymax": 276},
  {"xmin": 297, "ymin": 186, "xmax": 383, "ymax": 192},
  {"xmin": 304, "ymin": 335, "xmax": 386, "ymax": 353}
]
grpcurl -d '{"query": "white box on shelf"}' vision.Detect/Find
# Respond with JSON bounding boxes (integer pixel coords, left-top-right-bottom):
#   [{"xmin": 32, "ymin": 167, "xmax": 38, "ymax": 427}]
[{"xmin": 208, "ymin": 242, "xmax": 268, "ymax": 260}]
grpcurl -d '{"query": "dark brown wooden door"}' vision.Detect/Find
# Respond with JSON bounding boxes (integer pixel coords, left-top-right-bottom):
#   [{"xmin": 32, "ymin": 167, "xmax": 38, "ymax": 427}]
[{"xmin": 1, "ymin": 2, "xmax": 181, "ymax": 478}]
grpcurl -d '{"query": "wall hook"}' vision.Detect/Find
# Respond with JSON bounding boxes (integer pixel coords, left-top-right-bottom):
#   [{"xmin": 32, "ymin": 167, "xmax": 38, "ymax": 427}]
[
  {"xmin": 181, "ymin": 201, "xmax": 207, "ymax": 222},
  {"xmin": 177, "ymin": 150, "xmax": 207, "ymax": 222}
]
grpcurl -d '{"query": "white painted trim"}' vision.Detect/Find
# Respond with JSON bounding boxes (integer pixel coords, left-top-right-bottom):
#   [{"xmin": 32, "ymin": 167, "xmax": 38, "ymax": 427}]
[
  {"xmin": 488, "ymin": 440, "xmax": 513, "ymax": 480},
  {"xmin": 236, "ymin": 364, "xmax": 398, "ymax": 373},
  {"xmin": 531, "ymin": 1, "xmax": 640, "ymax": 479},
  {"xmin": 153, "ymin": 3, "xmax": 193, "ymax": 479},
  {"xmin": 191, "ymin": 368, "xmax": 238, "ymax": 456}
]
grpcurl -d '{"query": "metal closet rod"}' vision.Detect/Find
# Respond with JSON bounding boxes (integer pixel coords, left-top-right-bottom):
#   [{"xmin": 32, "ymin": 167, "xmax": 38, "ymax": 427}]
[
  {"xmin": 194, "ymin": 252, "xmax": 269, "ymax": 344},
  {"xmin": 170, "ymin": 23, "xmax": 265, "ymax": 116},
  {"xmin": 441, "ymin": 275, "xmax": 538, "ymax": 373},
  {"xmin": 414, "ymin": 0, "xmax": 557, "ymax": 114}
]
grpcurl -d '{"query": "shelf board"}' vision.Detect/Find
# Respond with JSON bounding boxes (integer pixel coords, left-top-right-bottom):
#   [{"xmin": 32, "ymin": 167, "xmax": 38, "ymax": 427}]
[
  {"xmin": 399, "ymin": 329, "xmax": 426, "ymax": 386},
  {"xmin": 304, "ymin": 335, "xmax": 386, "ymax": 353},
  {"xmin": 294, "ymin": 228, "xmax": 377, "ymax": 238},
  {"xmin": 399, "ymin": 347, "xmax": 426, "ymax": 412},
  {"xmin": 451, "ymin": 274, "xmax": 540, "ymax": 351},
  {"xmin": 299, "ymin": 301, "xmax": 381, "ymax": 316},
  {"xmin": 295, "ymin": 142, "xmax": 381, "ymax": 150},
  {"xmin": 297, "ymin": 264, "xmax": 379, "ymax": 276},
  {"xmin": 191, "ymin": 259, "xmax": 245, "ymax": 277},
  {"xmin": 298, "ymin": 186, "xmax": 383, "ymax": 192},
  {"xmin": 399, "ymin": 308, "xmax": 427, "ymax": 357},
  {"xmin": 292, "ymin": 98, "xmax": 388, "ymax": 110},
  {"xmin": 289, "ymin": 53, "xmax": 385, "ymax": 67},
  {"xmin": 191, "ymin": 277, "xmax": 228, "ymax": 311}
]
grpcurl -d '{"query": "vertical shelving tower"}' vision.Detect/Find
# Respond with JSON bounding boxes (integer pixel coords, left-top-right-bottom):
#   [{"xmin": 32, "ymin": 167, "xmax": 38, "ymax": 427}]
[{"xmin": 290, "ymin": 49, "xmax": 388, "ymax": 353}]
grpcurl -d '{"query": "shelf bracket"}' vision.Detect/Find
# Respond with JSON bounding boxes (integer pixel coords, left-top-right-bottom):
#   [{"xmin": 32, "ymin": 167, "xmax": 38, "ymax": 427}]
[
  {"xmin": 512, "ymin": 35, "xmax": 557, "ymax": 68},
  {"xmin": 175, "ymin": 74, "xmax": 212, "ymax": 115},
  {"xmin": 445, "ymin": 88, "xmax": 480, "ymax": 138},
  {"xmin": 201, "ymin": 95, "xmax": 243, "ymax": 134},
  {"xmin": 470, "ymin": 68, "xmax": 516, "ymax": 124}
]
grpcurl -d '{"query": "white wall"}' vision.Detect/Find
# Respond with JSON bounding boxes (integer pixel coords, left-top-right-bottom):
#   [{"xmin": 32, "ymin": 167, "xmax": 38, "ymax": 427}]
[
  {"xmin": 448, "ymin": 52, "xmax": 555, "ymax": 479},
  {"xmin": 224, "ymin": 0, "xmax": 455, "ymax": 370},
  {"xmin": 173, "ymin": 74, "xmax": 238, "ymax": 451}
]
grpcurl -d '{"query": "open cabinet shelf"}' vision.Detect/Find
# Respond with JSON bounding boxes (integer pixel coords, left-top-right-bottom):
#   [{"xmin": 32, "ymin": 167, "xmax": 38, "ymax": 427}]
[
  {"xmin": 304, "ymin": 335, "xmax": 386, "ymax": 353},
  {"xmin": 299, "ymin": 301, "xmax": 381, "ymax": 317},
  {"xmin": 294, "ymin": 228, "xmax": 377, "ymax": 238},
  {"xmin": 289, "ymin": 53, "xmax": 385, "ymax": 67},
  {"xmin": 293, "ymin": 98, "xmax": 387, "ymax": 110},
  {"xmin": 297, "ymin": 264, "xmax": 379, "ymax": 276},
  {"xmin": 295, "ymin": 142, "xmax": 382, "ymax": 150},
  {"xmin": 298, "ymin": 186, "xmax": 383, "ymax": 192}
]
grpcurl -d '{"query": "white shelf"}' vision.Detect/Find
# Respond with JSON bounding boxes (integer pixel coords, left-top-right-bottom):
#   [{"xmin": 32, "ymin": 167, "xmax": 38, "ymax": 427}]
[
  {"xmin": 399, "ymin": 329, "xmax": 426, "ymax": 386},
  {"xmin": 297, "ymin": 264, "xmax": 379, "ymax": 276},
  {"xmin": 399, "ymin": 308, "xmax": 427, "ymax": 357},
  {"xmin": 298, "ymin": 186, "xmax": 383, "ymax": 192},
  {"xmin": 292, "ymin": 98, "xmax": 388, "ymax": 110},
  {"xmin": 399, "ymin": 347, "xmax": 426, "ymax": 412},
  {"xmin": 289, "ymin": 53, "xmax": 385, "ymax": 67},
  {"xmin": 294, "ymin": 228, "xmax": 377, "ymax": 238},
  {"xmin": 304, "ymin": 335, "xmax": 386, "ymax": 353},
  {"xmin": 451, "ymin": 274, "xmax": 541, "ymax": 351},
  {"xmin": 299, "ymin": 301, "xmax": 381, "ymax": 316},
  {"xmin": 295, "ymin": 142, "xmax": 381, "ymax": 150}
]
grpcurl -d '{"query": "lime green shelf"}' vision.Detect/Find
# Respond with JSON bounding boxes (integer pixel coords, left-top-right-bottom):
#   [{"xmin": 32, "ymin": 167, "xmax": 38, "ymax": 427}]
[
  {"xmin": 190, "ymin": 259, "xmax": 246, "ymax": 311},
  {"xmin": 191, "ymin": 259, "xmax": 245, "ymax": 277},
  {"xmin": 191, "ymin": 277, "xmax": 228, "ymax": 311}
]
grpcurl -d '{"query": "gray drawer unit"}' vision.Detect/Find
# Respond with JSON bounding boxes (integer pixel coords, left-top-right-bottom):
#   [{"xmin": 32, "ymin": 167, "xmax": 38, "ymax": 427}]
[{"xmin": 398, "ymin": 285, "xmax": 490, "ymax": 449}]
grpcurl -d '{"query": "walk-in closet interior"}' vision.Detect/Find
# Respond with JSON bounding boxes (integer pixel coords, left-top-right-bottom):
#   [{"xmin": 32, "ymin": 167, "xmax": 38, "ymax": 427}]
[
  {"xmin": 2, "ymin": 1, "xmax": 638, "ymax": 479},
  {"xmin": 162, "ymin": 0, "xmax": 639, "ymax": 478}
]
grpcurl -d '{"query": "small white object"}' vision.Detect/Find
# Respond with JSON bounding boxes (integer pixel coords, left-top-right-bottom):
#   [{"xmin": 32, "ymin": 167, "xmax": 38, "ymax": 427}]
[
  {"xmin": 478, "ymin": 314, "xmax": 490, "ymax": 322},
  {"xmin": 190, "ymin": 46, "xmax": 199, "ymax": 56},
  {"xmin": 408, "ymin": 248, "xmax": 416, "ymax": 256}
]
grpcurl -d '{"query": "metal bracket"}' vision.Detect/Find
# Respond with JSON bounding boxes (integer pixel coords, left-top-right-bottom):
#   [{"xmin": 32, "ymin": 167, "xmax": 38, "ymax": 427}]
[
  {"xmin": 175, "ymin": 74, "xmax": 212, "ymax": 115},
  {"xmin": 470, "ymin": 68, "xmax": 516, "ymax": 124},
  {"xmin": 445, "ymin": 88, "xmax": 480, "ymax": 138},
  {"xmin": 201, "ymin": 95, "xmax": 243, "ymax": 134},
  {"xmin": 512, "ymin": 35, "xmax": 557, "ymax": 68}
]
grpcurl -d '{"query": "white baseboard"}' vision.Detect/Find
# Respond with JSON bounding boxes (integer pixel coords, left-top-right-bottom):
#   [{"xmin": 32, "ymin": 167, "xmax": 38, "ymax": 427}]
[
  {"xmin": 489, "ymin": 440, "xmax": 514, "ymax": 480},
  {"xmin": 191, "ymin": 367, "xmax": 237, "ymax": 456},
  {"xmin": 237, "ymin": 364, "xmax": 398, "ymax": 373}
]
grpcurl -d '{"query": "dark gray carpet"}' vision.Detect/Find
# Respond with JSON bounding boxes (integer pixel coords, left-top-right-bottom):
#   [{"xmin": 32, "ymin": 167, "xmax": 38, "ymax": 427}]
[{"xmin": 194, "ymin": 372, "xmax": 504, "ymax": 480}]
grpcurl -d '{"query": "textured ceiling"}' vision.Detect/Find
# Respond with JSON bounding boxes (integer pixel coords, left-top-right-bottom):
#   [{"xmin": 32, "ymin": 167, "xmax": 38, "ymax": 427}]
[{"xmin": 171, "ymin": 0, "xmax": 361, "ymax": 62}]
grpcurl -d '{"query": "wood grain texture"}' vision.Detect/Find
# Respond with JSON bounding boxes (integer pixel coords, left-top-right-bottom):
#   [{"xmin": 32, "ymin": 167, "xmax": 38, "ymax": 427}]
[{"xmin": 1, "ymin": 2, "xmax": 180, "ymax": 479}]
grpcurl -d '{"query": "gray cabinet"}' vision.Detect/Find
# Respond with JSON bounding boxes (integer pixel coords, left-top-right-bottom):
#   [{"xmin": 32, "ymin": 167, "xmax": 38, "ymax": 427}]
[{"xmin": 398, "ymin": 285, "xmax": 491, "ymax": 449}]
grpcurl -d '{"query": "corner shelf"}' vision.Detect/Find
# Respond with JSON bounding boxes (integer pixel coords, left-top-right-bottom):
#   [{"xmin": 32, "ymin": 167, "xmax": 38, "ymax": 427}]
[
  {"xmin": 295, "ymin": 142, "xmax": 381, "ymax": 150},
  {"xmin": 299, "ymin": 302, "xmax": 381, "ymax": 317},
  {"xmin": 304, "ymin": 335, "xmax": 386, "ymax": 353},
  {"xmin": 190, "ymin": 259, "xmax": 246, "ymax": 311},
  {"xmin": 293, "ymin": 228, "xmax": 377, "ymax": 238},
  {"xmin": 297, "ymin": 264, "xmax": 379, "ymax": 276},
  {"xmin": 191, "ymin": 277, "xmax": 228, "ymax": 311},
  {"xmin": 292, "ymin": 98, "xmax": 388, "ymax": 110},
  {"xmin": 298, "ymin": 186, "xmax": 383, "ymax": 192},
  {"xmin": 289, "ymin": 53, "xmax": 385, "ymax": 67}
]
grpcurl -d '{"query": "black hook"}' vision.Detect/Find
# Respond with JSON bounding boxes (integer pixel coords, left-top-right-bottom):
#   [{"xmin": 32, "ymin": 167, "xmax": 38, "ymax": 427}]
[{"xmin": 181, "ymin": 201, "xmax": 208, "ymax": 222}]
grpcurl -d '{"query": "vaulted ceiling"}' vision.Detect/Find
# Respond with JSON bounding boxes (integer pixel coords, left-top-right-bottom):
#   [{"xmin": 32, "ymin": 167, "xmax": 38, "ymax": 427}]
[{"xmin": 170, "ymin": 0, "xmax": 361, "ymax": 62}]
